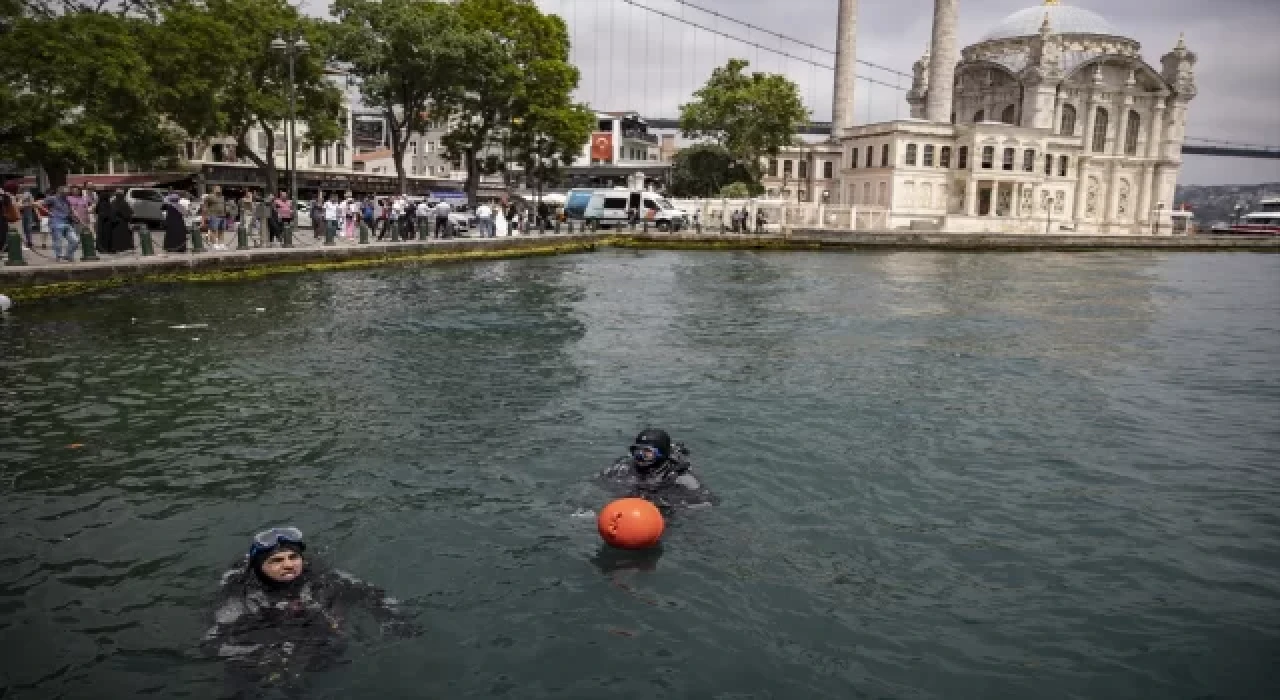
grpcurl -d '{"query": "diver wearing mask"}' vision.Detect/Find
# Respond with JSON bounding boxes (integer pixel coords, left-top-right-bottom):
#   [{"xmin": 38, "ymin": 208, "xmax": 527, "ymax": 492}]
[
  {"xmin": 203, "ymin": 527, "xmax": 417, "ymax": 688},
  {"xmin": 600, "ymin": 429, "xmax": 715, "ymax": 508}
]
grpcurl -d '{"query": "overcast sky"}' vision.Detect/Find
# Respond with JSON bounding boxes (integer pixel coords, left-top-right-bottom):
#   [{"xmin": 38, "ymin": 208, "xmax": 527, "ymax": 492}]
[{"xmin": 305, "ymin": 0, "xmax": 1280, "ymax": 186}]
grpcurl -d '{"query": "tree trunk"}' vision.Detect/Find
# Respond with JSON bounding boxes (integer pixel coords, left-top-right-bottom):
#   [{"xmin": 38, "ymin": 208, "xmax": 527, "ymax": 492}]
[
  {"xmin": 45, "ymin": 165, "xmax": 69, "ymax": 190},
  {"xmin": 464, "ymin": 148, "xmax": 480, "ymax": 208},
  {"xmin": 241, "ymin": 125, "xmax": 280, "ymax": 197}
]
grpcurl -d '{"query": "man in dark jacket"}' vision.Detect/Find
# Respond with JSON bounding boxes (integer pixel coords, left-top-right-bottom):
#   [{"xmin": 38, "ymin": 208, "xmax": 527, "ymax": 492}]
[{"xmin": 599, "ymin": 429, "xmax": 714, "ymax": 508}]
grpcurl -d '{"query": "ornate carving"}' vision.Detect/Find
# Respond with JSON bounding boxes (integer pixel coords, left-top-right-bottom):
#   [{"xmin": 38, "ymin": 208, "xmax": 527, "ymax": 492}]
[
  {"xmin": 1021, "ymin": 187, "xmax": 1034, "ymax": 217},
  {"xmin": 1055, "ymin": 191, "xmax": 1066, "ymax": 215},
  {"xmin": 1118, "ymin": 180, "xmax": 1131, "ymax": 216},
  {"xmin": 1086, "ymin": 178, "xmax": 1100, "ymax": 217}
]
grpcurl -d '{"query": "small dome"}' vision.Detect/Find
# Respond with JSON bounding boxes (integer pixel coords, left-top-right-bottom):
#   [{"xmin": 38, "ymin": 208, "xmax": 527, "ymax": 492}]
[{"xmin": 981, "ymin": 4, "xmax": 1121, "ymax": 42}]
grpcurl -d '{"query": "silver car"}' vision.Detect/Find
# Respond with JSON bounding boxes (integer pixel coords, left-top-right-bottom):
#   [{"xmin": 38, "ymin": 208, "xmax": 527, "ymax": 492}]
[{"xmin": 125, "ymin": 188, "xmax": 168, "ymax": 227}]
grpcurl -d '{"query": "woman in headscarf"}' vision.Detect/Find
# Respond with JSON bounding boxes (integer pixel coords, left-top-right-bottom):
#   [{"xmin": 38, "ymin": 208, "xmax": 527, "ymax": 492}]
[
  {"xmin": 162, "ymin": 192, "xmax": 188, "ymax": 252},
  {"xmin": 101, "ymin": 190, "xmax": 134, "ymax": 253}
]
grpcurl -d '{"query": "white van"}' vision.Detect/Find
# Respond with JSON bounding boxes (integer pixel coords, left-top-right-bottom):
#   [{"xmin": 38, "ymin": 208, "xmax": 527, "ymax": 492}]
[{"xmin": 583, "ymin": 189, "xmax": 688, "ymax": 231}]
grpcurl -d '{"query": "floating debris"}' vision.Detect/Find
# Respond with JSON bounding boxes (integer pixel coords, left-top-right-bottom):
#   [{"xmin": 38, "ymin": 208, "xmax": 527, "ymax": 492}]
[{"xmin": 169, "ymin": 324, "xmax": 210, "ymax": 330}]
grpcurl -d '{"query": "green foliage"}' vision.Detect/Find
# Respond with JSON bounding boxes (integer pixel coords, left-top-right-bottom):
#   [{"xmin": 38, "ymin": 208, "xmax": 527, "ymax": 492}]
[
  {"xmin": 719, "ymin": 182, "xmax": 752, "ymax": 199},
  {"xmin": 153, "ymin": 0, "xmax": 344, "ymax": 193},
  {"xmin": 331, "ymin": 0, "xmax": 473, "ymax": 194},
  {"xmin": 0, "ymin": 9, "xmax": 181, "ymax": 186},
  {"xmin": 670, "ymin": 143, "xmax": 758, "ymax": 198},
  {"xmin": 438, "ymin": 0, "xmax": 588, "ymax": 205},
  {"xmin": 680, "ymin": 59, "xmax": 809, "ymax": 180}
]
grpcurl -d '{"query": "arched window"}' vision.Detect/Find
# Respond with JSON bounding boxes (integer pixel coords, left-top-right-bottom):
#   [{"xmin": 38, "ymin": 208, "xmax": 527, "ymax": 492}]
[
  {"xmin": 1061, "ymin": 105, "xmax": 1077, "ymax": 136},
  {"xmin": 1001, "ymin": 104, "xmax": 1017, "ymax": 125},
  {"xmin": 1125, "ymin": 111, "xmax": 1141, "ymax": 155},
  {"xmin": 1092, "ymin": 108, "xmax": 1109, "ymax": 153},
  {"xmin": 974, "ymin": 110, "xmax": 986, "ymax": 123}
]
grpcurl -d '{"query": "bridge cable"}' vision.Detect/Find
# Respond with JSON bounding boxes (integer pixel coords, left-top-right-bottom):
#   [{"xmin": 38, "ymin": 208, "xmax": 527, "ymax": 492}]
[{"xmin": 615, "ymin": 0, "xmax": 906, "ymax": 93}]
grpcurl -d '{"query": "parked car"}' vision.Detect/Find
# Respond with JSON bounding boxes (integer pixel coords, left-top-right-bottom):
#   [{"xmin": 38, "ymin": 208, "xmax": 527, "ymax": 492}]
[
  {"xmin": 448, "ymin": 208, "xmax": 474, "ymax": 234},
  {"xmin": 125, "ymin": 188, "xmax": 168, "ymax": 227}
]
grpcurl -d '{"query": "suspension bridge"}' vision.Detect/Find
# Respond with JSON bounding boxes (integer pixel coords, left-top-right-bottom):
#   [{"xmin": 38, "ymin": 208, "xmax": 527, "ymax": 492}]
[{"xmin": 552, "ymin": 0, "xmax": 1279, "ymax": 161}]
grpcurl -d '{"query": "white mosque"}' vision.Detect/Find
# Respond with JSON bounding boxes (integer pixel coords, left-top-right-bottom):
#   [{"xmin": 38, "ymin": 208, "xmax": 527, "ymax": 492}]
[{"xmin": 761, "ymin": 0, "xmax": 1198, "ymax": 235}]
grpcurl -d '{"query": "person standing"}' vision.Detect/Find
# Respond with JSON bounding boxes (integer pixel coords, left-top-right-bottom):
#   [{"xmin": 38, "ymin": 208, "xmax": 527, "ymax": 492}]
[
  {"xmin": 161, "ymin": 193, "xmax": 188, "ymax": 252},
  {"xmin": 271, "ymin": 190, "xmax": 293, "ymax": 245},
  {"xmin": 20, "ymin": 190, "xmax": 38, "ymax": 249},
  {"xmin": 1, "ymin": 182, "xmax": 18, "ymax": 255},
  {"xmin": 42, "ymin": 187, "xmax": 79, "ymax": 261},
  {"xmin": 415, "ymin": 199, "xmax": 430, "ymax": 239},
  {"xmin": 239, "ymin": 190, "xmax": 257, "ymax": 243},
  {"xmin": 433, "ymin": 199, "xmax": 451, "ymax": 239},
  {"xmin": 100, "ymin": 190, "xmax": 135, "ymax": 254},
  {"xmin": 323, "ymin": 194, "xmax": 339, "ymax": 241},
  {"xmin": 203, "ymin": 186, "xmax": 229, "ymax": 246},
  {"xmin": 310, "ymin": 193, "xmax": 325, "ymax": 239},
  {"xmin": 475, "ymin": 202, "xmax": 493, "ymax": 238},
  {"xmin": 362, "ymin": 197, "xmax": 375, "ymax": 237}
]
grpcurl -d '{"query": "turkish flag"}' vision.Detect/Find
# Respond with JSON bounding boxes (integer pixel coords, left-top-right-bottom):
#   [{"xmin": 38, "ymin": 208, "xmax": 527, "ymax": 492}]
[{"xmin": 590, "ymin": 132, "xmax": 613, "ymax": 163}]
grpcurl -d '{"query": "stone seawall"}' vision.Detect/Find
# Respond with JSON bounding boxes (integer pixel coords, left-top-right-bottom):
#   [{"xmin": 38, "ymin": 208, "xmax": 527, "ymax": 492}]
[{"xmin": 4, "ymin": 231, "xmax": 1276, "ymax": 302}]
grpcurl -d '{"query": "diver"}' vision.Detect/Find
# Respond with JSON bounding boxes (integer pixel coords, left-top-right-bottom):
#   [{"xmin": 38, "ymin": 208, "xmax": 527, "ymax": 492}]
[
  {"xmin": 599, "ymin": 429, "xmax": 715, "ymax": 508},
  {"xmin": 203, "ymin": 527, "xmax": 418, "ymax": 692}
]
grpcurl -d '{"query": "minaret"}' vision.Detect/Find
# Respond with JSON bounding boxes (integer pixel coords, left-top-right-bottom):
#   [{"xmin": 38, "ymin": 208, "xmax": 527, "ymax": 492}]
[
  {"xmin": 832, "ymin": 0, "xmax": 858, "ymax": 138},
  {"xmin": 925, "ymin": 0, "xmax": 959, "ymax": 123}
]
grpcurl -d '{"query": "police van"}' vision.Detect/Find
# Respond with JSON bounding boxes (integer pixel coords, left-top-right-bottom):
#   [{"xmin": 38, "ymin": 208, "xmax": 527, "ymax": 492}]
[{"xmin": 577, "ymin": 189, "xmax": 689, "ymax": 231}]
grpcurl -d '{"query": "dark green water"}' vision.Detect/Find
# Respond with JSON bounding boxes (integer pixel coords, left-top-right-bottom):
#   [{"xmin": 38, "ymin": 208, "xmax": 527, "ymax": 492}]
[{"xmin": 2, "ymin": 250, "xmax": 1278, "ymax": 699}]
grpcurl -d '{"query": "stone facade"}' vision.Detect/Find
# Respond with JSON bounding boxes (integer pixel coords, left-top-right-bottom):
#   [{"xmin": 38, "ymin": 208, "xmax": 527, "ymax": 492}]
[{"xmin": 761, "ymin": 1, "xmax": 1196, "ymax": 235}]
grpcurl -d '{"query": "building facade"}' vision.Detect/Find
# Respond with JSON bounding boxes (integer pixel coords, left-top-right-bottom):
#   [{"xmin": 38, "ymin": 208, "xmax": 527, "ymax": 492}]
[{"xmin": 760, "ymin": 1, "xmax": 1197, "ymax": 235}]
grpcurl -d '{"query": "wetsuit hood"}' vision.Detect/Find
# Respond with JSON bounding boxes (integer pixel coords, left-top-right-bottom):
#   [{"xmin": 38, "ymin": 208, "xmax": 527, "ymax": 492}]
[
  {"xmin": 250, "ymin": 542, "xmax": 308, "ymax": 592},
  {"xmin": 632, "ymin": 428, "xmax": 674, "ymax": 474}
]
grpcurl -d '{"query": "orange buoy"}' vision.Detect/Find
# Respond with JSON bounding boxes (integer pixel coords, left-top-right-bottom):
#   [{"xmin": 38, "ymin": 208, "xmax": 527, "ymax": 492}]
[{"xmin": 597, "ymin": 498, "xmax": 665, "ymax": 550}]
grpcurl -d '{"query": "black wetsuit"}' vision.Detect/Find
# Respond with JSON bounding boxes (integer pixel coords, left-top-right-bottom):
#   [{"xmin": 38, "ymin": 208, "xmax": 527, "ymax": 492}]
[
  {"xmin": 599, "ymin": 444, "xmax": 715, "ymax": 508},
  {"xmin": 204, "ymin": 558, "xmax": 415, "ymax": 689}
]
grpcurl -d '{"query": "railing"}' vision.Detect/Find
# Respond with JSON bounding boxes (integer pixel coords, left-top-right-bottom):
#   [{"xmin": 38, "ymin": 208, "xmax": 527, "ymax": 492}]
[{"xmin": 669, "ymin": 198, "xmax": 891, "ymax": 233}]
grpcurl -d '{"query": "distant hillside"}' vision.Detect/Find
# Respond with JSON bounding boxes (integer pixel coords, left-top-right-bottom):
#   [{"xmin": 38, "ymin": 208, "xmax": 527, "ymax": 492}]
[{"xmin": 1175, "ymin": 183, "xmax": 1280, "ymax": 226}]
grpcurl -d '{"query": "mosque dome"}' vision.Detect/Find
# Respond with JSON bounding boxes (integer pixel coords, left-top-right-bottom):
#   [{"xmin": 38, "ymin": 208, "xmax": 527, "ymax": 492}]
[{"xmin": 980, "ymin": 2, "xmax": 1121, "ymax": 42}]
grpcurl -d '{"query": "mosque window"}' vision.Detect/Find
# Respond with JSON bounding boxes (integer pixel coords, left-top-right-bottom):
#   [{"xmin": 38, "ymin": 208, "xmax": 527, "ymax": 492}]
[
  {"xmin": 981, "ymin": 146, "xmax": 994, "ymax": 169},
  {"xmin": 1059, "ymin": 155, "xmax": 1070, "ymax": 177},
  {"xmin": 850, "ymin": 149, "xmax": 859, "ymax": 169},
  {"xmin": 940, "ymin": 147, "xmax": 952, "ymax": 168},
  {"xmin": 769, "ymin": 159, "xmax": 778, "ymax": 177},
  {"xmin": 974, "ymin": 110, "xmax": 985, "ymax": 123},
  {"xmin": 905, "ymin": 144, "xmax": 918, "ymax": 166},
  {"xmin": 1023, "ymin": 149, "xmax": 1035, "ymax": 172},
  {"xmin": 923, "ymin": 145, "xmax": 935, "ymax": 167},
  {"xmin": 957, "ymin": 147, "xmax": 969, "ymax": 169},
  {"xmin": 1001, "ymin": 105, "xmax": 1017, "ymax": 125},
  {"xmin": 881, "ymin": 144, "xmax": 889, "ymax": 167},
  {"xmin": 1061, "ymin": 105, "xmax": 1077, "ymax": 136},
  {"xmin": 1092, "ymin": 108, "xmax": 1109, "ymax": 152},
  {"xmin": 1125, "ymin": 111, "xmax": 1142, "ymax": 155},
  {"xmin": 824, "ymin": 161, "xmax": 833, "ymax": 179},
  {"xmin": 1045, "ymin": 154, "xmax": 1053, "ymax": 175},
  {"xmin": 798, "ymin": 160, "xmax": 808, "ymax": 179},
  {"xmin": 1002, "ymin": 148, "xmax": 1015, "ymax": 171}
]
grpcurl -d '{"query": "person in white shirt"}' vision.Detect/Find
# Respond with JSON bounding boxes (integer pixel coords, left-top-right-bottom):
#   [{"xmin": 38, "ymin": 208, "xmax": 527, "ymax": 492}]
[
  {"xmin": 323, "ymin": 196, "xmax": 340, "ymax": 240},
  {"xmin": 415, "ymin": 200, "xmax": 430, "ymax": 239},
  {"xmin": 433, "ymin": 200, "xmax": 451, "ymax": 239},
  {"xmin": 475, "ymin": 203, "xmax": 493, "ymax": 238}
]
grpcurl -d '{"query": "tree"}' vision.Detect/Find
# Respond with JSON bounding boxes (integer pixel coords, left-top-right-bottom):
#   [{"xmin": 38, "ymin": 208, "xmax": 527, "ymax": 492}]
[
  {"xmin": 153, "ymin": 0, "xmax": 344, "ymax": 195},
  {"xmin": 440, "ymin": 0, "xmax": 587, "ymax": 207},
  {"xmin": 508, "ymin": 102, "xmax": 594, "ymax": 210},
  {"xmin": 0, "ymin": 9, "xmax": 182, "ymax": 187},
  {"xmin": 331, "ymin": 0, "xmax": 473, "ymax": 195},
  {"xmin": 680, "ymin": 59, "xmax": 809, "ymax": 182},
  {"xmin": 719, "ymin": 182, "xmax": 752, "ymax": 199},
  {"xmin": 669, "ymin": 143, "xmax": 758, "ymax": 198}
]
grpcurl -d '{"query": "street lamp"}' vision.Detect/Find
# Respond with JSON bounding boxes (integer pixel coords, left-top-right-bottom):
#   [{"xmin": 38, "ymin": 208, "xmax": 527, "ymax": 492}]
[{"xmin": 271, "ymin": 34, "xmax": 309, "ymax": 206}]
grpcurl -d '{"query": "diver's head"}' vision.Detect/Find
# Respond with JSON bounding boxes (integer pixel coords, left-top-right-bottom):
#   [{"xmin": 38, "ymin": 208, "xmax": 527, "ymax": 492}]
[
  {"xmin": 630, "ymin": 428, "xmax": 673, "ymax": 473},
  {"xmin": 248, "ymin": 527, "xmax": 307, "ymax": 586}
]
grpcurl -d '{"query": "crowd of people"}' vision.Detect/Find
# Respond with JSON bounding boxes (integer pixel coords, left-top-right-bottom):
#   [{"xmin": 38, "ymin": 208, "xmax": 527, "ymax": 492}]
[{"xmin": 1, "ymin": 181, "xmax": 577, "ymax": 262}]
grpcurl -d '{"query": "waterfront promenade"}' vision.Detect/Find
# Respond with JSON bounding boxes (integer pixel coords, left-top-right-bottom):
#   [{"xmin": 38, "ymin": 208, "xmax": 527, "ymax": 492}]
[{"xmin": 3, "ymin": 228, "xmax": 1278, "ymax": 301}]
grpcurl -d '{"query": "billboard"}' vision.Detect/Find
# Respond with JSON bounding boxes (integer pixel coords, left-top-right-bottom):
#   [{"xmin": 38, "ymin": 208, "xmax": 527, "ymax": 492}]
[{"xmin": 590, "ymin": 132, "xmax": 614, "ymax": 163}]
